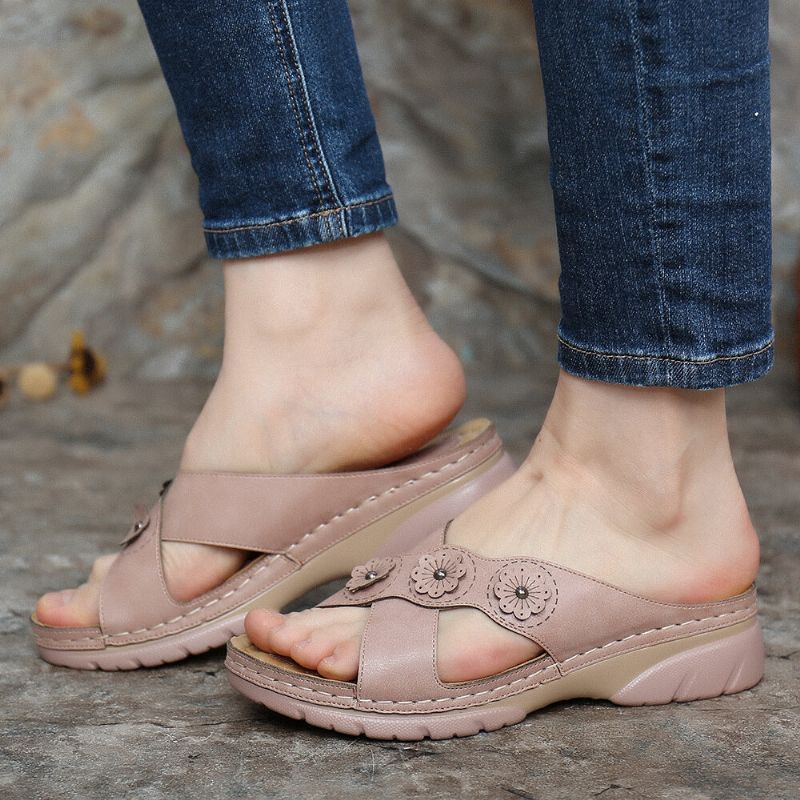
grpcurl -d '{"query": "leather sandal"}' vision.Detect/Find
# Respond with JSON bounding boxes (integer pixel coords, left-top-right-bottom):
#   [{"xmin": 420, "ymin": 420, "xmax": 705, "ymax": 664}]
[
  {"xmin": 32, "ymin": 419, "xmax": 514, "ymax": 670},
  {"xmin": 225, "ymin": 523, "xmax": 765, "ymax": 741}
]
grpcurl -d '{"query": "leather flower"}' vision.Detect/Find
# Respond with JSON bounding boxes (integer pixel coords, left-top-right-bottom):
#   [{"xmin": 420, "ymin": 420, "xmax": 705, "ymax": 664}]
[
  {"xmin": 346, "ymin": 558, "xmax": 395, "ymax": 592},
  {"xmin": 492, "ymin": 565, "xmax": 552, "ymax": 621},
  {"xmin": 411, "ymin": 549, "xmax": 466, "ymax": 598}
]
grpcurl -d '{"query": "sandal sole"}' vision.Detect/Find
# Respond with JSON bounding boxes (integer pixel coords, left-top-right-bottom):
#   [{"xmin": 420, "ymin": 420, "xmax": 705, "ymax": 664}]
[{"xmin": 226, "ymin": 618, "xmax": 764, "ymax": 741}]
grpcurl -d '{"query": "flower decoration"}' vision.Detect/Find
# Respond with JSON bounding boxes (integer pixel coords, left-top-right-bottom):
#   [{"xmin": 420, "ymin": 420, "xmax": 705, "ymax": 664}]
[
  {"xmin": 0, "ymin": 369, "xmax": 10, "ymax": 409},
  {"xmin": 491, "ymin": 565, "xmax": 553, "ymax": 621},
  {"xmin": 346, "ymin": 558, "xmax": 395, "ymax": 592},
  {"xmin": 410, "ymin": 549, "xmax": 467, "ymax": 598},
  {"xmin": 67, "ymin": 330, "xmax": 107, "ymax": 394}
]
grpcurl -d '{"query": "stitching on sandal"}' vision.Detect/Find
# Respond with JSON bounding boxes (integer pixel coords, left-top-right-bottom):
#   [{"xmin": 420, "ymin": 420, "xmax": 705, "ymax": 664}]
[
  {"xmin": 231, "ymin": 607, "xmax": 753, "ymax": 707},
  {"xmin": 107, "ymin": 445, "xmax": 485, "ymax": 638}
]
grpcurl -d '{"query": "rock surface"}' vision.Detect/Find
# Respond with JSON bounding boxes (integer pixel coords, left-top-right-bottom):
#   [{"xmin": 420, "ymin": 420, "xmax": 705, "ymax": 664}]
[
  {"xmin": 1, "ymin": 0, "xmax": 798, "ymax": 376},
  {"xmin": 0, "ymin": 364, "xmax": 798, "ymax": 799}
]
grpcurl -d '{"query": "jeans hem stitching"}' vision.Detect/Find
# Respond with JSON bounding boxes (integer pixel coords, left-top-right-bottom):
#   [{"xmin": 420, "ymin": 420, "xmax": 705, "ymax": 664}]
[
  {"xmin": 558, "ymin": 336, "xmax": 773, "ymax": 366},
  {"xmin": 202, "ymin": 195, "xmax": 395, "ymax": 235}
]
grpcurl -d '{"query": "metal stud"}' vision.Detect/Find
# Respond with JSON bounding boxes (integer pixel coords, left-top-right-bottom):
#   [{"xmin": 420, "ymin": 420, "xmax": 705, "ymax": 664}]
[
  {"xmin": 433, "ymin": 568, "xmax": 447, "ymax": 580},
  {"xmin": 365, "ymin": 570, "xmax": 378, "ymax": 581},
  {"xmin": 515, "ymin": 586, "xmax": 529, "ymax": 599}
]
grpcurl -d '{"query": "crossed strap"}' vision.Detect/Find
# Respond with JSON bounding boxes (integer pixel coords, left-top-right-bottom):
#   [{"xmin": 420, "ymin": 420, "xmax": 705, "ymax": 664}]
[{"xmin": 318, "ymin": 527, "xmax": 758, "ymax": 703}]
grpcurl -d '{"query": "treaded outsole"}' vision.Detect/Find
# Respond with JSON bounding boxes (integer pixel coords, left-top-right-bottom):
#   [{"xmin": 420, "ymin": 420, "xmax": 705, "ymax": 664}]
[
  {"xmin": 227, "ymin": 672, "xmax": 526, "ymax": 741},
  {"xmin": 226, "ymin": 621, "xmax": 765, "ymax": 741},
  {"xmin": 38, "ymin": 622, "xmax": 246, "ymax": 670}
]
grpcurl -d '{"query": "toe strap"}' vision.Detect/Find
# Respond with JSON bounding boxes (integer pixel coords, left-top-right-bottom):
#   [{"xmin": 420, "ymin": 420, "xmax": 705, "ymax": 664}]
[
  {"xmin": 357, "ymin": 599, "xmax": 442, "ymax": 703},
  {"xmin": 99, "ymin": 499, "xmax": 187, "ymax": 637}
]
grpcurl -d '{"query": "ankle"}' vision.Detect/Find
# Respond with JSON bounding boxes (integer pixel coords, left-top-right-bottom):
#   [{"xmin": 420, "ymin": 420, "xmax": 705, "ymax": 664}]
[
  {"xmin": 222, "ymin": 234, "xmax": 430, "ymax": 348},
  {"xmin": 536, "ymin": 372, "xmax": 739, "ymax": 523},
  {"xmin": 517, "ymin": 372, "xmax": 759, "ymax": 598}
]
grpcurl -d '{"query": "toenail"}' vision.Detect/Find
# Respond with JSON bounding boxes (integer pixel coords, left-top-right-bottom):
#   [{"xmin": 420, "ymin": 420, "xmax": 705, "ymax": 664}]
[{"xmin": 45, "ymin": 590, "xmax": 73, "ymax": 607}]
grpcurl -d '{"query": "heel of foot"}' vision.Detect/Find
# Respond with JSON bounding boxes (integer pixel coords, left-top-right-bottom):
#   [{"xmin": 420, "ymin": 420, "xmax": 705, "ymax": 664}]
[{"xmin": 609, "ymin": 621, "xmax": 765, "ymax": 706}]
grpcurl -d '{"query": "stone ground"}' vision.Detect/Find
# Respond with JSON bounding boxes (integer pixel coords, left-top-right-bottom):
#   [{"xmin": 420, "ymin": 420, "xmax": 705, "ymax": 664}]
[{"xmin": 1, "ymin": 363, "xmax": 798, "ymax": 800}]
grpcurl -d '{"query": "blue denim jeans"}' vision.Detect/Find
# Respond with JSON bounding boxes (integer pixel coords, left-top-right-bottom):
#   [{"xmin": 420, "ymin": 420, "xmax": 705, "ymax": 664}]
[{"xmin": 137, "ymin": 0, "xmax": 773, "ymax": 390}]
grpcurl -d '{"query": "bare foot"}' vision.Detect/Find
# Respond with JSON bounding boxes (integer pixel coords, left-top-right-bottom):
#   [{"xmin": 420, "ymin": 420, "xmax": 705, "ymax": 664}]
[
  {"xmin": 245, "ymin": 371, "xmax": 760, "ymax": 683},
  {"xmin": 35, "ymin": 234, "xmax": 466, "ymax": 628}
]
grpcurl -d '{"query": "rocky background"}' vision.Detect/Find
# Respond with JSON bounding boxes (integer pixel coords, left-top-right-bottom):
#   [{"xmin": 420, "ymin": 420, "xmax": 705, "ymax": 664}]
[{"xmin": 1, "ymin": 0, "xmax": 798, "ymax": 379}]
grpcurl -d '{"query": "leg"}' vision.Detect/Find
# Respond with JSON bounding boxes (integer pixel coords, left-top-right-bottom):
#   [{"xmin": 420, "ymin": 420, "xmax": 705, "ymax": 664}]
[
  {"xmin": 36, "ymin": 1, "xmax": 465, "ymax": 626},
  {"xmin": 248, "ymin": 0, "xmax": 770, "ymax": 682}
]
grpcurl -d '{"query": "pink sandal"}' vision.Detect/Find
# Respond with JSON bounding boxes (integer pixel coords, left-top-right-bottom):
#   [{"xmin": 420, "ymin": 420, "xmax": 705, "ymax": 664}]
[
  {"xmin": 32, "ymin": 419, "xmax": 514, "ymax": 670},
  {"xmin": 225, "ymin": 523, "xmax": 764, "ymax": 740}
]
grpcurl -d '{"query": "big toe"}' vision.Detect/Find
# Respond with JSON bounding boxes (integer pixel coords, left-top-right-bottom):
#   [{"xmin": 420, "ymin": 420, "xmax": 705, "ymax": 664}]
[
  {"xmin": 35, "ymin": 582, "xmax": 101, "ymax": 627},
  {"xmin": 35, "ymin": 553, "xmax": 116, "ymax": 628},
  {"xmin": 244, "ymin": 608, "xmax": 286, "ymax": 650}
]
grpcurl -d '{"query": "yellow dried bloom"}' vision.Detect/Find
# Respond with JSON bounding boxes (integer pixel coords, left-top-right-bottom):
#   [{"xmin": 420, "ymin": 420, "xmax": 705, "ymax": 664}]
[
  {"xmin": 0, "ymin": 369, "xmax": 9, "ymax": 409},
  {"xmin": 68, "ymin": 330, "xmax": 107, "ymax": 394}
]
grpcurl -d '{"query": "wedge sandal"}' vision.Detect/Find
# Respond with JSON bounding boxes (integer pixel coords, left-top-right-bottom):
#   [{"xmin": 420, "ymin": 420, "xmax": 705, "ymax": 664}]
[
  {"xmin": 32, "ymin": 419, "xmax": 514, "ymax": 670},
  {"xmin": 226, "ymin": 523, "xmax": 765, "ymax": 741}
]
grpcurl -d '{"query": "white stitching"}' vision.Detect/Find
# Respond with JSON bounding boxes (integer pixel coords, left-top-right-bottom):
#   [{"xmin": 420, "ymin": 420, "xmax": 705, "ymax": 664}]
[
  {"xmin": 559, "ymin": 609, "xmax": 747, "ymax": 665},
  {"xmin": 233, "ymin": 607, "xmax": 753, "ymax": 707},
  {"xmin": 107, "ymin": 444, "xmax": 485, "ymax": 637}
]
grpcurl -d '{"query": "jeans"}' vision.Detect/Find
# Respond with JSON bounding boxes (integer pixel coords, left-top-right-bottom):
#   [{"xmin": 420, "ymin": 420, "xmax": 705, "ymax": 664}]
[{"xmin": 137, "ymin": 0, "xmax": 773, "ymax": 390}]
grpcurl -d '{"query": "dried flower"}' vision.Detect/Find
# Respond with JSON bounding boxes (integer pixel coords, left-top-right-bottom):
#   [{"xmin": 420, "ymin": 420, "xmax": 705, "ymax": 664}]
[
  {"xmin": 67, "ymin": 330, "xmax": 106, "ymax": 394},
  {"xmin": 17, "ymin": 362, "xmax": 59, "ymax": 401},
  {"xmin": 0, "ymin": 369, "xmax": 9, "ymax": 409}
]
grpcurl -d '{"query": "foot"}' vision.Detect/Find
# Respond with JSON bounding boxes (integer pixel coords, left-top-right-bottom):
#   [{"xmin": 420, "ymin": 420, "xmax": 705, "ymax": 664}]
[
  {"xmin": 35, "ymin": 234, "xmax": 466, "ymax": 628},
  {"xmin": 245, "ymin": 371, "xmax": 760, "ymax": 683}
]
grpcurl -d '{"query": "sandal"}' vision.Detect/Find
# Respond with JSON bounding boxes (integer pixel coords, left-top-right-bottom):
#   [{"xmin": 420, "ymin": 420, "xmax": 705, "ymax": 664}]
[
  {"xmin": 32, "ymin": 419, "xmax": 514, "ymax": 670},
  {"xmin": 225, "ymin": 523, "xmax": 764, "ymax": 741}
]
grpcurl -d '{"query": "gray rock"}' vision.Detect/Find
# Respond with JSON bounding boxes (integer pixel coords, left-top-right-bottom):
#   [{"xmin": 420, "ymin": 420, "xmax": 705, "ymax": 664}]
[{"xmin": 1, "ymin": 0, "xmax": 797, "ymax": 374}]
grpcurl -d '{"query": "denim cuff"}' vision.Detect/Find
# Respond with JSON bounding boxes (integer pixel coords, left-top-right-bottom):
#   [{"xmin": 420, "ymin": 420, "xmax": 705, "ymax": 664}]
[
  {"xmin": 558, "ymin": 335, "xmax": 774, "ymax": 390},
  {"xmin": 203, "ymin": 194, "xmax": 398, "ymax": 260}
]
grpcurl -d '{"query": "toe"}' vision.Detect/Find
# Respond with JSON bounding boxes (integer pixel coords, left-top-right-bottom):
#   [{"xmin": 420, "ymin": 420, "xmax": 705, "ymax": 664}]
[
  {"xmin": 35, "ymin": 581, "xmax": 101, "ymax": 627},
  {"xmin": 35, "ymin": 553, "xmax": 117, "ymax": 628},
  {"xmin": 263, "ymin": 613, "xmax": 313, "ymax": 657},
  {"xmin": 317, "ymin": 638, "xmax": 360, "ymax": 681},
  {"xmin": 244, "ymin": 608, "xmax": 285, "ymax": 651},
  {"xmin": 288, "ymin": 623, "xmax": 360, "ymax": 670},
  {"xmin": 88, "ymin": 554, "xmax": 116, "ymax": 584}
]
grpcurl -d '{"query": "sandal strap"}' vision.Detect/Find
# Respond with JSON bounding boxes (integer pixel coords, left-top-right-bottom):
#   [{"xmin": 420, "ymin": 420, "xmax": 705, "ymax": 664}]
[
  {"xmin": 358, "ymin": 599, "xmax": 443, "ymax": 703},
  {"xmin": 321, "ymin": 541, "xmax": 759, "ymax": 667},
  {"xmin": 98, "ymin": 422, "xmax": 504, "ymax": 637},
  {"xmin": 159, "ymin": 469, "xmax": 434, "ymax": 554},
  {"xmin": 100, "ymin": 499, "xmax": 182, "ymax": 637}
]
